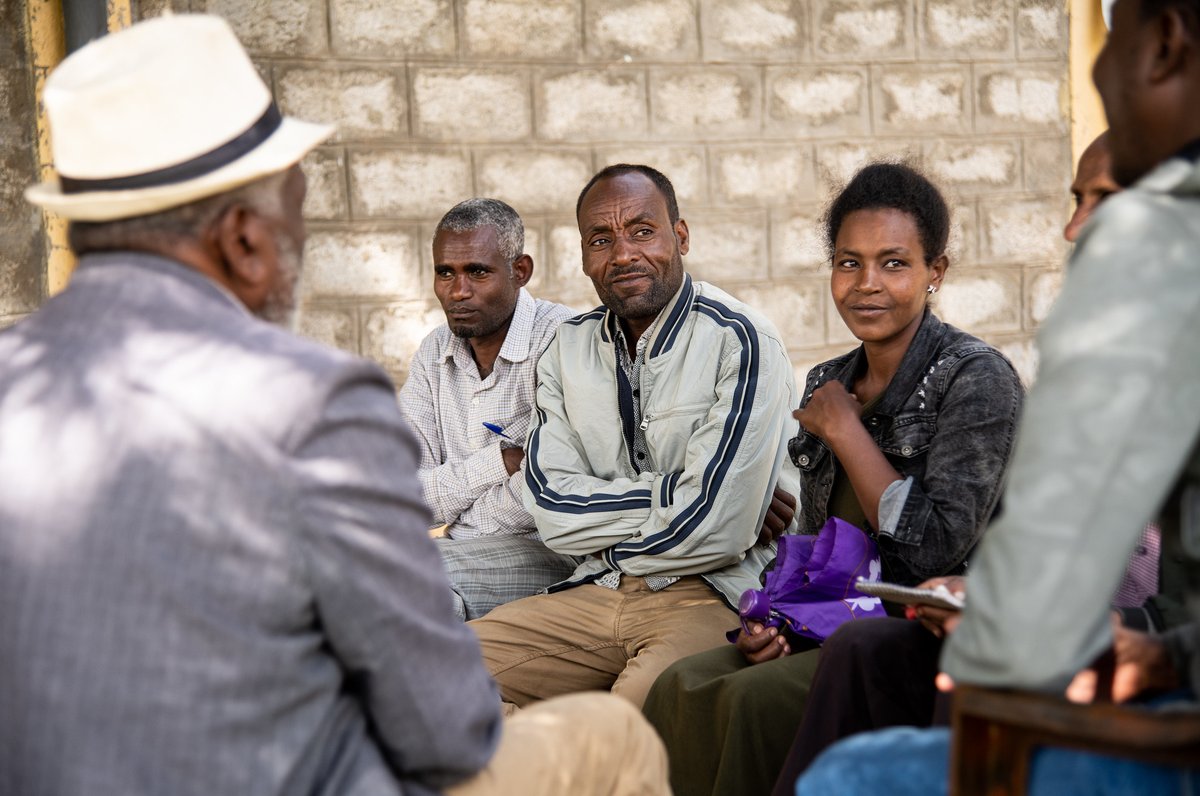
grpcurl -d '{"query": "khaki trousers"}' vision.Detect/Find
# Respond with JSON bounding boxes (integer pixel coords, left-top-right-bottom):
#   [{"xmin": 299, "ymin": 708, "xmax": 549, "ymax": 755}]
[
  {"xmin": 447, "ymin": 692, "xmax": 671, "ymax": 796},
  {"xmin": 468, "ymin": 576, "xmax": 738, "ymax": 708}
]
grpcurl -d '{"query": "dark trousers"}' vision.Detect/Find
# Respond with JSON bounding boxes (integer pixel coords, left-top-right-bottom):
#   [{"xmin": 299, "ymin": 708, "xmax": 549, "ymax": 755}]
[{"xmin": 770, "ymin": 617, "xmax": 944, "ymax": 796}]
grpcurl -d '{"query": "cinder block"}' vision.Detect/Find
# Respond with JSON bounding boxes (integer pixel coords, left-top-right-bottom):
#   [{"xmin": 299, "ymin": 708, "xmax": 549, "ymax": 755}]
[
  {"xmin": 132, "ymin": 0, "xmax": 175, "ymax": 20},
  {"xmin": 918, "ymin": 0, "xmax": 1013, "ymax": 59},
  {"xmin": 1017, "ymin": 0, "xmax": 1066, "ymax": 58},
  {"xmin": 201, "ymin": 0, "xmax": 327, "ymax": 55},
  {"xmin": 463, "ymin": 0, "xmax": 579, "ymax": 57},
  {"xmin": 700, "ymin": 0, "xmax": 807, "ymax": 61},
  {"xmin": 712, "ymin": 146, "xmax": 816, "ymax": 206},
  {"xmin": 349, "ymin": 150, "xmax": 472, "ymax": 219},
  {"xmin": 650, "ymin": 68, "xmax": 761, "ymax": 138},
  {"xmin": 771, "ymin": 205, "xmax": 828, "ymax": 278},
  {"xmin": 925, "ymin": 140, "xmax": 1019, "ymax": 196},
  {"xmin": 814, "ymin": 141, "xmax": 923, "ymax": 197},
  {"xmin": 934, "ymin": 269, "xmax": 1023, "ymax": 334},
  {"xmin": 976, "ymin": 66, "xmax": 1067, "ymax": 133},
  {"xmin": 816, "ymin": 143, "xmax": 873, "ymax": 193},
  {"xmin": 301, "ymin": 148, "xmax": 349, "ymax": 221},
  {"xmin": 586, "ymin": 0, "xmax": 699, "ymax": 60},
  {"xmin": 765, "ymin": 67, "xmax": 870, "ymax": 137},
  {"xmin": 872, "ymin": 65, "xmax": 971, "ymax": 134},
  {"xmin": 362, "ymin": 302, "xmax": 446, "ymax": 373},
  {"xmin": 277, "ymin": 65, "xmax": 405, "ymax": 142},
  {"xmin": 330, "ymin": 0, "xmax": 454, "ymax": 56},
  {"xmin": 1027, "ymin": 267, "xmax": 1064, "ymax": 326},
  {"xmin": 0, "ymin": 230, "xmax": 42, "ymax": 315},
  {"xmin": 681, "ymin": 211, "xmax": 768, "ymax": 286},
  {"xmin": 251, "ymin": 59, "xmax": 273, "ymax": 89},
  {"xmin": 413, "ymin": 68, "xmax": 532, "ymax": 142},
  {"xmin": 980, "ymin": 196, "xmax": 1068, "ymax": 264},
  {"xmin": 547, "ymin": 224, "xmax": 605, "ymax": 308},
  {"xmin": 996, "ymin": 338, "xmax": 1037, "ymax": 386},
  {"xmin": 0, "ymin": 146, "xmax": 35, "ymax": 219},
  {"xmin": 813, "ymin": 0, "xmax": 913, "ymax": 62},
  {"xmin": 0, "ymin": 2, "xmax": 24, "ymax": 61},
  {"xmin": 791, "ymin": 354, "xmax": 822, "ymax": 387},
  {"xmin": 1023, "ymin": 136, "xmax": 1072, "ymax": 193},
  {"xmin": 593, "ymin": 146, "xmax": 708, "ymax": 205},
  {"xmin": 520, "ymin": 226, "xmax": 547, "ymax": 294},
  {"xmin": 297, "ymin": 305, "xmax": 359, "ymax": 353},
  {"xmin": 476, "ymin": 149, "xmax": 592, "ymax": 215},
  {"xmin": 738, "ymin": 279, "xmax": 828, "ymax": 349},
  {"xmin": 0, "ymin": 70, "xmax": 34, "ymax": 154},
  {"xmin": 303, "ymin": 230, "xmax": 423, "ymax": 300},
  {"xmin": 948, "ymin": 201, "xmax": 980, "ymax": 265},
  {"xmin": 537, "ymin": 70, "xmax": 647, "ymax": 141}
]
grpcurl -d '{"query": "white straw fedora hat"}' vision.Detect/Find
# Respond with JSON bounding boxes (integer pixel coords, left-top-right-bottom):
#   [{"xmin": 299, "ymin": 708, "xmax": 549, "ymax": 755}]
[{"xmin": 25, "ymin": 14, "xmax": 333, "ymax": 222}]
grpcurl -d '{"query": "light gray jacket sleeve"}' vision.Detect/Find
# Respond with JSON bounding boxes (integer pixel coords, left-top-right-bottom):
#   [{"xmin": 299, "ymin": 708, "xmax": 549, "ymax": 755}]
[
  {"xmin": 940, "ymin": 187, "xmax": 1200, "ymax": 692},
  {"xmin": 292, "ymin": 363, "xmax": 501, "ymax": 787}
]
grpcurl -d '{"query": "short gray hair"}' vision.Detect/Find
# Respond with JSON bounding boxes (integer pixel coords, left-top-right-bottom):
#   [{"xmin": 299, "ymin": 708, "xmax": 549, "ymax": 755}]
[
  {"xmin": 435, "ymin": 198, "xmax": 524, "ymax": 265},
  {"xmin": 68, "ymin": 170, "xmax": 289, "ymax": 255}
]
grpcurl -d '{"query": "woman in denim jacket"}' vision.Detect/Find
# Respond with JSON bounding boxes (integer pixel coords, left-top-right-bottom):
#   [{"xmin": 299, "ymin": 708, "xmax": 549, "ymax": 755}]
[
  {"xmin": 790, "ymin": 307, "xmax": 1020, "ymax": 586},
  {"xmin": 642, "ymin": 162, "xmax": 1024, "ymax": 796}
]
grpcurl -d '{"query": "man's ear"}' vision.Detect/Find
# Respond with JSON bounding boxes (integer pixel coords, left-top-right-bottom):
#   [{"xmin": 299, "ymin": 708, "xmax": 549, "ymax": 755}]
[
  {"xmin": 1149, "ymin": 6, "xmax": 1195, "ymax": 83},
  {"xmin": 512, "ymin": 253, "xmax": 533, "ymax": 288},
  {"xmin": 674, "ymin": 218, "xmax": 690, "ymax": 256},
  {"xmin": 212, "ymin": 203, "xmax": 276, "ymax": 307}
]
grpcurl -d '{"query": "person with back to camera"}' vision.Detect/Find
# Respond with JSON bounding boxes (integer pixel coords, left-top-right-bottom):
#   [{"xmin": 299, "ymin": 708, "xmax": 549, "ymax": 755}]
[
  {"xmin": 0, "ymin": 15, "xmax": 671, "ymax": 796},
  {"xmin": 641, "ymin": 161, "xmax": 1025, "ymax": 796}
]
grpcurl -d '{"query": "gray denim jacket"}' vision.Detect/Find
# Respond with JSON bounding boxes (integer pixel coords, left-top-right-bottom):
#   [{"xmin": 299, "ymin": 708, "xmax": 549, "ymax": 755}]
[{"xmin": 788, "ymin": 311, "xmax": 1024, "ymax": 585}]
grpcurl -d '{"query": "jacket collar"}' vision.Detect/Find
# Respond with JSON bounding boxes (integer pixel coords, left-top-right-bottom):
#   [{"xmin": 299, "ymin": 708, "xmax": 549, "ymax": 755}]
[
  {"xmin": 599, "ymin": 273, "xmax": 695, "ymax": 359},
  {"xmin": 831, "ymin": 309, "xmax": 948, "ymax": 419}
]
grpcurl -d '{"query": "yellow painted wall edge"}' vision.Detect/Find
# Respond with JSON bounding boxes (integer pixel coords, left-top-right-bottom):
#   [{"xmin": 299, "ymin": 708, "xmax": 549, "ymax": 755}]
[{"xmin": 27, "ymin": 0, "xmax": 131, "ymax": 297}]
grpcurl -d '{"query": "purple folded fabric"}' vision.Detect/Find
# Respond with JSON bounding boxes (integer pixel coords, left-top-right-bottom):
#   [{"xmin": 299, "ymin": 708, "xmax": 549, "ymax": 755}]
[{"xmin": 732, "ymin": 517, "xmax": 887, "ymax": 644}]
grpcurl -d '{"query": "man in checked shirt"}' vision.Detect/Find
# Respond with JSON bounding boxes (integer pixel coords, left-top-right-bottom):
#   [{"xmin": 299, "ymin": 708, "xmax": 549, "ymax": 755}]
[{"xmin": 399, "ymin": 198, "xmax": 578, "ymax": 621}]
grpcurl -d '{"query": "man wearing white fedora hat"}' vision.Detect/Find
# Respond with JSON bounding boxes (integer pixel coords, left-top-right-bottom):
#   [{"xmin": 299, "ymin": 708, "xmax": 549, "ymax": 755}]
[{"xmin": 2, "ymin": 14, "xmax": 668, "ymax": 796}]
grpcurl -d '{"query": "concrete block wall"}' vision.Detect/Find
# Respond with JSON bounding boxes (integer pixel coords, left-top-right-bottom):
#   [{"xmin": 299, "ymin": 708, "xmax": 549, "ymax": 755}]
[
  {"xmin": 0, "ymin": 0, "xmax": 46, "ymax": 329},
  {"xmin": 141, "ymin": 0, "xmax": 1072, "ymax": 386}
]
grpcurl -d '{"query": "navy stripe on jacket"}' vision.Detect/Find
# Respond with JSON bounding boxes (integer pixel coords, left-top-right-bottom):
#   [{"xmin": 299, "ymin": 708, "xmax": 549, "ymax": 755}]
[
  {"xmin": 602, "ymin": 296, "xmax": 761, "ymax": 564},
  {"xmin": 525, "ymin": 405, "xmax": 654, "ymax": 513}
]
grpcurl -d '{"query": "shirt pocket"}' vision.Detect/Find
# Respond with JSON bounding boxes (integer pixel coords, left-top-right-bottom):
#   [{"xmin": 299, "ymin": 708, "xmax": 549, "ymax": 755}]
[
  {"xmin": 643, "ymin": 401, "xmax": 713, "ymax": 442},
  {"xmin": 878, "ymin": 417, "xmax": 935, "ymax": 462}
]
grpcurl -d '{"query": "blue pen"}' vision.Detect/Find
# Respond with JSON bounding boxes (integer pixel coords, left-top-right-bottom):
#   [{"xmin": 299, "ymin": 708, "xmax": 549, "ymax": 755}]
[{"xmin": 482, "ymin": 422, "xmax": 513, "ymax": 440}]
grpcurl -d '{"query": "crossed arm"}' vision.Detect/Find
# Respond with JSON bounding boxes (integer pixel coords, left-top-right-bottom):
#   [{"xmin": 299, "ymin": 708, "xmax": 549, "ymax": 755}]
[{"xmin": 524, "ymin": 334, "xmax": 798, "ymax": 576}]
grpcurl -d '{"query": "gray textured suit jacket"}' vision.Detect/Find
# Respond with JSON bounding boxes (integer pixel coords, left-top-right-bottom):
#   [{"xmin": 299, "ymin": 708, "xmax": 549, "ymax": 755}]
[{"xmin": 0, "ymin": 252, "xmax": 501, "ymax": 795}]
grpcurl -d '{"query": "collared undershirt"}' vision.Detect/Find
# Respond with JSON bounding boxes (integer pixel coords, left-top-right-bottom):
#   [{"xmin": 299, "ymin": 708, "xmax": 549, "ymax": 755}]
[{"xmin": 595, "ymin": 310, "xmax": 680, "ymax": 592}]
